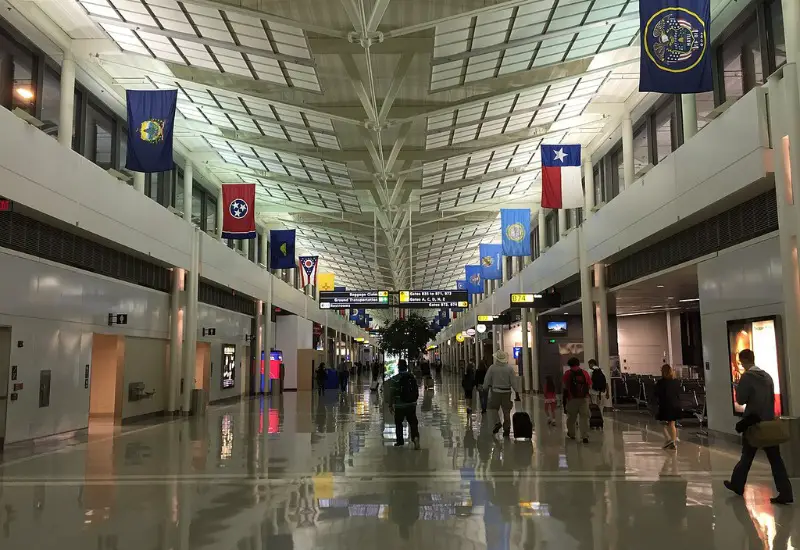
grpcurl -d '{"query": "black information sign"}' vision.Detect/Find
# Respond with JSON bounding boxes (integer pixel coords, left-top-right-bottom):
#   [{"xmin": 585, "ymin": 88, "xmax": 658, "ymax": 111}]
[
  {"xmin": 398, "ymin": 290, "xmax": 469, "ymax": 309},
  {"xmin": 509, "ymin": 292, "xmax": 561, "ymax": 309},
  {"xmin": 319, "ymin": 290, "xmax": 391, "ymax": 309}
]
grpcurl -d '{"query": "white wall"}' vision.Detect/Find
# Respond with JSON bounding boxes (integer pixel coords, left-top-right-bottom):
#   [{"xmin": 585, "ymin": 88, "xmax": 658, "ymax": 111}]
[
  {"xmin": 275, "ymin": 315, "xmax": 313, "ymax": 390},
  {"xmin": 698, "ymin": 234, "xmax": 783, "ymax": 435},
  {"xmin": 198, "ymin": 304, "xmax": 252, "ymax": 403},
  {"xmin": 121, "ymin": 337, "xmax": 168, "ymax": 419},
  {"xmin": 616, "ymin": 313, "xmax": 671, "ymax": 375}
]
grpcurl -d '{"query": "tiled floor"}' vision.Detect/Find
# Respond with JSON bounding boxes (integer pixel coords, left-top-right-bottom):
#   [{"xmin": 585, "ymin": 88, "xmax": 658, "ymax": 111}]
[{"xmin": 0, "ymin": 373, "xmax": 795, "ymax": 549}]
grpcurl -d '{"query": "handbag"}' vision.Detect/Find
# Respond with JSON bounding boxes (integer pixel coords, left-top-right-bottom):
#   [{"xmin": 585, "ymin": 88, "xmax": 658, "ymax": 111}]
[{"xmin": 746, "ymin": 418, "xmax": 791, "ymax": 448}]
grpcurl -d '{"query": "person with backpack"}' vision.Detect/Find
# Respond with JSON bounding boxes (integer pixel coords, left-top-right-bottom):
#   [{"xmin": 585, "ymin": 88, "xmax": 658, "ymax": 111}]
[
  {"xmin": 483, "ymin": 350, "xmax": 521, "ymax": 438},
  {"xmin": 387, "ymin": 359, "xmax": 421, "ymax": 449},
  {"xmin": 588, "ymin": 359, "xmax": 610, "ymax": 405},
  {"xmin": 562, "ymin": 356, "xmax": 592, "ymax": 443},
  {"xmin": 315, "ymin": 362, "xmax": 327, "ymax": 396}
]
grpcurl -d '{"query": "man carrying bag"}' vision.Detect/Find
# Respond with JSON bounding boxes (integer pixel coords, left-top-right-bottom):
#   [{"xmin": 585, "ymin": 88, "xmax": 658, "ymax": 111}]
[{"xmin": 724, "ymin": 349, "xmax": 793, "ymax": 504}]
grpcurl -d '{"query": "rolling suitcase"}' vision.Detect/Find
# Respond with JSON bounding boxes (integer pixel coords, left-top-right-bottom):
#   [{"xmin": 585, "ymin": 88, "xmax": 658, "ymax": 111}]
[
  {"xmin": 512, "ymin": 411, "xmax": 533, "ymax": 439},
  {"xmin": 589, "ymin": 403, "xmax": 604, "ymax": 430},
  {"xmin": 424, "ymin": 376, "xmax": 434, "ymax": 390}
]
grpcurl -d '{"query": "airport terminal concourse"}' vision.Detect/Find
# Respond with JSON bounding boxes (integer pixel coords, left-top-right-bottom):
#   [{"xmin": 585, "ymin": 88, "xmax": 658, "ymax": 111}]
[{"xmin": 0, "ymin": 0, "xmax": 798, "ymax": 548}]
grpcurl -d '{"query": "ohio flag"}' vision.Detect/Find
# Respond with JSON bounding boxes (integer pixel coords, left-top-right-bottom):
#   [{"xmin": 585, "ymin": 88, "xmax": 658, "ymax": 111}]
[
  {"xmin": 541, "ymin": 144, "xmax": 583, "ymax": 209},
  {"xmin": 298, "ymin": 256, "xmax": 318, "ymax": 287}
]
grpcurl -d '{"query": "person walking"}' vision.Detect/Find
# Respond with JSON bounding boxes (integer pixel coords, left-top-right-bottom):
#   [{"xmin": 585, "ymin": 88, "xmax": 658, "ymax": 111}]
[
  {"xmin": 387, "ymin": 359, "xmax": 421, "ymax": 449},
  {"xmin": 654, "ymin": 364, "xmax": 682, "ymax": 450},
  {"xmin": 475, "ymin": 359, "xmax": 489, "ymax": 414},
  {"xmin": 588, "ymin": 359, "xmax": 610, "ymax": 407},
  {"xmin": 483, "ymin": 350, "xmax": 520, "ymax": 438},
  {"xmin": 315, "ymin": 362, "xmax": 327, "ymax": 396},
  {"xmin": 337, "ymin": 360, "xmax": 349, "ymax": 393},
  {"xmin": 544, "ymin": 375, "xmax": 558, "ymax": 427},
  {"xmin": 562, "ymin": 357, "xmax": 592, "ymax": 443},
  {"xmin": 462, "ymin": 363, "xmax": 476, "ymax": 415},
  {"xmin": 724, "ymin": 349, "xmax": 793, "ymax": 504}
]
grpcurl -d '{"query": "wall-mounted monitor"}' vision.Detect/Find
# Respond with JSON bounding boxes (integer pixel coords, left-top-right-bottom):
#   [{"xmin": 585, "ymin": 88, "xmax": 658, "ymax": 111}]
[
  {"xmin": 727, "ymin": 316, "xmax": 784, "ymax": 417},
  {"xmin": 545, "ymin": 320, "xmax": 568, "ymax": 336}
]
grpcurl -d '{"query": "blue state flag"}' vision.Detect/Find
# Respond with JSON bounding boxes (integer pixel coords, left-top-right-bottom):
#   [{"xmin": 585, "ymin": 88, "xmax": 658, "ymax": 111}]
[
  {"xmin": 479, "ymin": 243, "xmax": 503, "ymax": 280},
  {"xmin": 465, "ymin": 265, "xmax": 483, "ymax": 295},
  {"xmin": 456, "ymin": 280, "xmax": 466, "ymax": 291},
  {"xmin": 501, "ymin": 209, "xmax": 531, "ymax": 257},
  {"xmin": 126, "ymin": 89, "xmax": 177, "ymax": 173},
  {"xmin": 639, "ymin": 0, "xmax": 712, "ymax": 93},
  {"xmin": 269, "ymin": 229, "xmax": 296, "ymax": 269}
]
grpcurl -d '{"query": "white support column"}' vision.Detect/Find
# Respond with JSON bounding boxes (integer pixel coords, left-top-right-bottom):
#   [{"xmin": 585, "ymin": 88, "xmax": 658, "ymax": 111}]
[
  {"xmin": 323, "ymin": 313, "xmax": 329, "ymax": 367},
  {"xmin": 217, "ymin": 186, "xmax": 225, "ymax": 240},
  {"xmin": 255, "ymin": 299, "xmax": 263, "ymax": 394},
  {"xmin": 520, "ymin": 307, "xmax": 531, "ymax": 392},
  {"xmin": 595, "ymin": 263, "xmax": 611, "ymax": 389},
  {"xmin": 58, "ymin": 49, "xmax": 75, "ymax": 149},
  {"xmin": 578, "ymin": 228, "xmax": 597, "ymax": 365},
  {"xmin": 167, "ymin": 267, "xmax": 184, "ymax": 412},
  {"xmin": 259, "ymin": 229, "xmax": 268, "ymax": 266},
  {"xmin": 622, "ymin": 112, "xmax": 634, "ymax": 191},
  {"xmin": 502, "ymin": 256, "xmax": 510, "ymax": 284},
  {"xmin": 583, "ymin": 159, "xmax": 595, "ymax": 215},
  {"xmin": 529, "ymin": 310, "xmax": 539, "ymax": 392},
  {"xmin": 681, "ymin": 94, "xmax": 698, "ymax": 141},
  {"xmin": 665, "ymin": 310, "xmax": 674, "ymax": 367},
  {"xmin": 183, "ymin": 161, "xmax": 193, "ymax": 223},
  {"xmin": 408, "ymin": 203, "xmax": 413, "ymax": 288},
  {"xmin": 538, "ymin": 208, "xmax": 546, "ymax": 251},
  {"xmin": 558, "ymin": 208, "xmax": 567, "ymax": 236},
  {"xmin": 133, "ymin": 172, "xmax": 145, "ymax": 193},
  {"xmin": 181, "ymin": 229, "xmax": 200, "ymax": 412},
  {"xmin": 782, "ymin": 0, "xmax": 799, "ymax": 65},
  {"xmin": 242, "ymin": 239, "xmax": 250, "ymax": 261}
]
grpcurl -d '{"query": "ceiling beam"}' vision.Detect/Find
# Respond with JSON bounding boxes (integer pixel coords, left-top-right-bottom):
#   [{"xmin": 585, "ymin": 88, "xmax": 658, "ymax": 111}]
[
  {"xmin": 367, "ymin": 0, "xmax": 393, "ymax": 32},
  {"xmin": 216, "ymin": 128, "xmax": 369, "ymax": 163},
  {"xmin": 307, "ymin": 36, "xmax": 433, "ymax": 54},
  {"xmin": 383, "ymin": 0, "xmax": 536, "ymax": 38}
]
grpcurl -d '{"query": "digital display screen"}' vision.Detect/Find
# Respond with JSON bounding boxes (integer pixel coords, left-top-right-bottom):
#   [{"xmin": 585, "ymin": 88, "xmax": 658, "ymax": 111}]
[
  {"xmin": 546, "ymin": 320, "xmax": 568, "ymax": 336},
  {"xmin": 727, "ymin": 317, "xmax": 783, "ymax": 417},
  {"xmin": 222, "ymin": 344, "xmax": 236, "ymax": 389},
  {"xmin": 269, "ymin": 350, "xmax": 282, "ymax": 380},
  {"xmin": 513, "ymin": 346, "xmax": 522, "ymax": 360}
]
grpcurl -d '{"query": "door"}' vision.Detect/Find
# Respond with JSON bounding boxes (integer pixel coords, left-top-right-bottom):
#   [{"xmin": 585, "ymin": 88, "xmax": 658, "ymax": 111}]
[{"xmin": 0, "ymin": 327, "xmax": 11, "ymax": 445}]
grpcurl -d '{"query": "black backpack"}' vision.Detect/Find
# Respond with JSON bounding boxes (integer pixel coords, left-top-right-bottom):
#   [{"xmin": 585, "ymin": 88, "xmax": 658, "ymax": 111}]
[
  {"xmin": 397, "ymin": 373, "xmax": 419, "ymax": 404},
  {"xmin": 569, "ymin": 369, "xmax": 589, "ymax": 398},
  {"xmin": 591, "ymin": 369, "xmax": 607, "ymax": 393}
]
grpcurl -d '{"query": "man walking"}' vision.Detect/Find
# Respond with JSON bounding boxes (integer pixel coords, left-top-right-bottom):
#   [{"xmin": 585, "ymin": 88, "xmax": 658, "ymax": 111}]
[
  {"xmin": 725, "ymin": 349, "xmax": 793, "ymax": 504},
  {"xmin": 387, "ymin": 359, "xmax": 421, "ymax": 449},
  {"xmin": 562, "ymin": 357, "xmax": 592, "ymax": 443},
  {"xmin": 588, "ymin": 358, "xmax": 610, "ymax": 408},
  {"xmin": 483, "ymin": 350, "xmax": 520, "ymax": 438}
]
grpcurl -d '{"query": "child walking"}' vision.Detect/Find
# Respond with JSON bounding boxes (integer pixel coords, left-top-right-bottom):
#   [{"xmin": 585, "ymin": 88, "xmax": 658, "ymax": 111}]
[{"xmin": 544, "ymin": 375, "xmax": 558, "ymax": 426}]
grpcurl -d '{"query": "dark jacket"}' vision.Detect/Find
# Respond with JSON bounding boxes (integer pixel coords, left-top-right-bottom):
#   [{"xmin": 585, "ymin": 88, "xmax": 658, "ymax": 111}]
[
  {"xmin": 387, "ymin": 372, "xmax": 419, "ymax": 408},
  {"xmin": 474, "ymin": 366, "xmax": 488, "ymax": 387},
  {"xmin": 737, "ymin": 367, "xmax": 776, "ymax": 421},
  {"xmin": 462, "ymin": 370, "xmax": 475, "ymax": 391},
  {"xmin": 654, "ymin": 378, "xmax": 682, "ymax": 420}
]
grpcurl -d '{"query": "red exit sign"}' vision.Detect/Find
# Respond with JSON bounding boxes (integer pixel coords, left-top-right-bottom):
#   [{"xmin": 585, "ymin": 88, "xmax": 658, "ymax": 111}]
[{"xmin": 0, "ymin": 198, "xmax": 11, "ymax": 211}]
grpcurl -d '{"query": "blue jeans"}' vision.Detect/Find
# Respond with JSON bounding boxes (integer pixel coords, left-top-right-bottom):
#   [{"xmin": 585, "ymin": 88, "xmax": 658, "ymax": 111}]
[{"xmin": 479, "ymin": 389, "xmax": 488, "ymax": 411}]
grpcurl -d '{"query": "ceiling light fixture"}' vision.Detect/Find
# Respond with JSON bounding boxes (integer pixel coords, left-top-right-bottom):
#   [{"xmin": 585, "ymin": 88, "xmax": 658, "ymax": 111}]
[
  {"xmin": 657, "ymin": 285, "xmax": 665, "ymax": 288},
  {"xmin": 15, "ymin": 87, "xmax": 33, "ymax": 100},
  {"xmin": 679, "ymin": 298, "xmax": 700, "ymax": 303}
]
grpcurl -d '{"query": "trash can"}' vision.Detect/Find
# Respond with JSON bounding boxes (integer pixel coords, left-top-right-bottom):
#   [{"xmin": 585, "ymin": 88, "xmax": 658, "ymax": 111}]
[{"xmin": 191, "ymin": 388, "xmax": 207, "ymax": 416}]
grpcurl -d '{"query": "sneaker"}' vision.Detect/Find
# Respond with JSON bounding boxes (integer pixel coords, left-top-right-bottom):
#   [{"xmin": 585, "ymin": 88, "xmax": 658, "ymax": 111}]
[
  {"xmin": 724, "ymin": 480, "xmax": 744, "ymax": 496},
  {"xmin": 393, "ymin": 441, "xmax": 404, "ymax": 447},
  {"xmin": 567, "ymin": 434, "xmax": 576, "ymax": 440},
  {"xmin": 662, "ymin": 440, "xmax": 674, "ymax": 449},
  {"xmin": 770, "ymin": 495, "xmax": 794, "ymax": 505},
  {"xmin": 665, "ymin": 441, "xmax": 677, "ymax": 450},
  {"xmin": 582, "ymin": 437, "xmax": 589, "ymax": 444},
  {"xmin": 492, "ymin": 423, "xmax": 502, "ymax": 435},
  {"xmin": 412, "ymin": 437, "xmax": 421, "ymax": 450}
]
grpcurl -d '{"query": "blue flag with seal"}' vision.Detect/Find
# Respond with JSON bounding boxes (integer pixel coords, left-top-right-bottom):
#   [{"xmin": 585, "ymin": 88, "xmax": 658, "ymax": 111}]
[
  {"xmin": 126, "ymin": 89, "xmax": 177, "ymax": 173},
  {"xmin": 269, "ymin": 229, "xmax": 296, "ymax": 269},
  {"xmin": 639, "ymin": 0, "xmax": 712, "ymax": 93},
  {"xmin": 501, "ymin": 209, "xmax": 531, "ymax": 257},
  {"xmin": 465, "ymin": 265, "xmax": 483, "ymax": 295},
  {"xmin": 456, "ymin": 280, "xmax": 466, "ymax": 291},
  {"xmin": 479, "ymin": 243, "xmax": 503, "ymax": 280}
]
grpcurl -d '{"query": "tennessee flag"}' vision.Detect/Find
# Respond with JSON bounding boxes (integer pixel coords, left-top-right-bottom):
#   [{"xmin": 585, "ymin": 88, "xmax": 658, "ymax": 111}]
[
  {"xmin": 318, "ymin": 273, "xmax": 335, "ymax": 292},
  {"xmin": 541, "ymin": 144, "xmax": 583, "ymax": 209},
  {"xmin": 221, "ymin": 184, "xmax": 256, "ymax": 239}
]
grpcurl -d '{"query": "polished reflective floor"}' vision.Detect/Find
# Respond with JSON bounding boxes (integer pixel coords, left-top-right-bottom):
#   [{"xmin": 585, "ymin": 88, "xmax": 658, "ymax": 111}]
[{"xmin": 0, "ymin": 373, "xmax": 796, "ymax": 549}]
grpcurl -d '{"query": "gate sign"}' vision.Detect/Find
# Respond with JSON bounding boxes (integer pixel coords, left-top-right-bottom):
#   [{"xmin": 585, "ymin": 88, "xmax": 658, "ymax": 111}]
[
  {"xmin": 319, "ymin": 290, "xmax": 391, "ymax": 309},
  {"xmin": 510, "ymin": 292, "xmax": 561, "ymax": 309},
  {"xmin": 398, "ymin": 290, "xmax": 469, "ymax": 308}
]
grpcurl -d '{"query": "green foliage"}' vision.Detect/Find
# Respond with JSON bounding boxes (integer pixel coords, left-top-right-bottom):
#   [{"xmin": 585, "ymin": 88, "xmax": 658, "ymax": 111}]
[{"xmin": 379, "ymin": 314, "xmax": 433, "ymax": 360}]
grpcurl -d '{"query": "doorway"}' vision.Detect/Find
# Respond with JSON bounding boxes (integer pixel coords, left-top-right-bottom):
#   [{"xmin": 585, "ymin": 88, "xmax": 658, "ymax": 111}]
[
  {"xmin": 88, "ymin": 334, "xmax": 125, "ymax": 425},
  {"xmin": 195, "ymin": 342, "xmax": 211, "ymax": 390},
  {"xmin": 0, "ymin": 327, "xmax": 11, "ymax": 446}
]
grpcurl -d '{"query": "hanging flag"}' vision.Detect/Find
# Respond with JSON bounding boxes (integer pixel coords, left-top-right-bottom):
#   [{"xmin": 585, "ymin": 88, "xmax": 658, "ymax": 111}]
[
  {"xmin": 220, "ymin": 184, "xmax": 256, "ymax": 240},
  {"xmin": 456, "ymin": 280, "xmax": 467, "ymax": 291},
  {"xmin": 125, "ymin": 89, "xmax": 177, "ymax": 173},
  {"xmin": 349, "ymin": 308, "xmax": 358, "ymax": 321},
  {"xmin": 270, "ymin": 229, "xmax": 296, "ymax": 269},
  {"xmin": 541, "ymin": 144, "xmax": 584, "ymax": 210},
  {"xmin": 298, "ymin": 256, "xmax": 319, "ymax": 287},
  {"xmin": 639, "ymin": 0, "xmax": 712, "ymax": 93},
  {"xmin": 318, "ymin": 273, "xmax": 335, "ymax": 292},
  {"xmin": 500, "ymin": 209, "xmax": 531, "ymax": 257},
  {"xmin": 465, "ymin": 265, "xmax": 483, "ymax": 295},
  {"xmin": 479, "ymin": 243, "xmax": 503, "ymax": 281}
]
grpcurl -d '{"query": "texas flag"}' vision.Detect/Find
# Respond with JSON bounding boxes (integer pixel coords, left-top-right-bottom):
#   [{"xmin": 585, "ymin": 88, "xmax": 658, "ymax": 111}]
[{"xmin": 541, "ymin": 144, "xmax": 583, "ymax": 209}]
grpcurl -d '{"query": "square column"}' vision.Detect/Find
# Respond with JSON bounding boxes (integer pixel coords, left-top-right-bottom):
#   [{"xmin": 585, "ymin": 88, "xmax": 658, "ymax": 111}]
[
  {"xmin": 538, "ymin": 208, "xmax": 546, "ymax": 251},
  {"xmin": 58, "ymin": 49, "xmax": 75, "ymax": 149},
  {"xmin": 181, "ymin": 229, "xmax": 200, "ymax": 412},
  {"xmin": 183, "ymin": 161, "xmax": 193, "ymax": 222},
  {"xmin": 622, "ymin": 113, "xmax": 634, "ymax": 190},
  {"xmin": 681, "ymin": 94, "xmax": 698, "ymax": 141},
  {"xmin": 584, "ymin": 158, "xmax": 595, "ymax": 214}
]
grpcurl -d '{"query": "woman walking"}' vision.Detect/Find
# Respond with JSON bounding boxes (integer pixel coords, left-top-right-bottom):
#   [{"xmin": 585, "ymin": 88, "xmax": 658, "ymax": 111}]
[
  {"xmin": 654, "ymin": 364, "xmax": 682, "ymax": 450},
  {"xmin": 462, "ymin": 363, "xmax": 476, "ymax": 414}
]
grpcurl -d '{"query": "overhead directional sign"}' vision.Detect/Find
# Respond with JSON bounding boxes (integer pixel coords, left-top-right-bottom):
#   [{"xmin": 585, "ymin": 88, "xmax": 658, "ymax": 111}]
[
  {"xmin": 398, "ymin": 290, "xmax": 469, "ymax": 308},
  {"xmin": 319, "ymin": 290, "xmax": 391, "ymax": 309},
  {"xmin": 510, "ymin": 292, "xmax": 561, "ymax": 309}
]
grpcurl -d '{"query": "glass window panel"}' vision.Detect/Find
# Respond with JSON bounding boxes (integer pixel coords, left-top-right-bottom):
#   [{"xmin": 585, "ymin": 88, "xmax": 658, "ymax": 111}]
[
  {"xmin": 633, "ymin": 126, "xmax": 649, "ymax": 172},
  {"xmin": 612, "ymin": 149, "xmax": 623, "ymax": 197},
  {"xmin": 118, "ymin": 130, "xmax": 128, "ymax": 171},
  {"xmin": 593, "ymin": 164, "xmax": 603, "ymax": 205},
  {"xmin": 696, "ymin": 91, "xmax": 715, "ymax": 131},
  {"xmin": 86, "ymin": 103, "xmax": 114, "ymax": 169},
  {"xmin": 147, "ymin": 173, "xmax": 159, "ymax": 202},
  {"xmin": 0, "ymin": 32, "xmax": 36, "ymax": 115},
  {"xmin": 175, "ymin": 168, "xmax": 185, "ymax": 212},
  {"xmin": 770, "ymin": 0, "xmax": 786, "ymax": 70},
  {"xmin": 653, "ymin": 102, "xmax": 676, "ymax": 164},
  {"xmin": 192, "ymin": 187, "xmax": 203, "ymax": 228},
  {"xmin": 41, "ymin": 68, "xmax": 60, "ymax": 139},
  {"xmin": 720, "ymin": 18, "xmax": 763, "ymax": 104},
  {"xmin": 206, "ymin": 197, "xmax": 217, "ymax": 234}
]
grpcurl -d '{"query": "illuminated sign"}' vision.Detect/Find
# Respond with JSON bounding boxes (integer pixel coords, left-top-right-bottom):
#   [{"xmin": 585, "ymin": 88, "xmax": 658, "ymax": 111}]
[
  {"xmin": 355, "ymin": 337, "xmax": 365, "ymax": 342},
  {"xmin": 476, "ymin": 324, "xmax": 487, "ymax": 333},
  {"xmin": 0, "ymin": 197, "xmax": 11, "ymax": 211},
  {"xmin": 466, "ymin": 328, "xmax": 476, "ymax": 337},
  {"xmin": 477, "ymin": 315, "xmax": 496, "ymax": 322},
  {"xmin": 319, "ymin": 290, "xmax": 391, "ymax": 309},
  {"xmin": 510, "ymin": 292, "xmax": 561, "ymax": 308},
  {"xmin": 455, "ymin": 333, "xmax": 465, "ymax": 343},
  {"xmin": 222, "ymin": 344, "xmax": 236, "ymax": 389},
  {"xmin": 398, "ymin": 289, "xmax": 469, "ymax": 308}
]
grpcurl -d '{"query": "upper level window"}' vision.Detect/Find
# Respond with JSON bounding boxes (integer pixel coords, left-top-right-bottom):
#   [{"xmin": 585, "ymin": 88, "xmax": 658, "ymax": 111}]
[
  {"xmin": 653, "ymin": 100, "xmax": 677, "ymax": 163},
  {"xmin": 86, "ymin": 103, "xmax": 114, "ymax": 170},
  {"xmin": 191, "ymin": 187, "xmax": 203, "ymax": 229},
  {"xmin": 206, "ymin": 197, "xmax": 217, "ymax": 235},
  {"xmin": 696, "ymin": 91, "xmax": 715, "ymax": 131},
  {"xmin": 768, "ymin": 0, "xmax": 786, "ymax": 70},
  {"xmin": 633, "ymin": 126, "xmax": 649, "ymax": 173},
  {"xmin": 720, "ymin": 17, "xmax": 763, "ymax": 104},
  {"xmin": 0, "ymin": 31, "xmax": 36, "ymax": 116}
]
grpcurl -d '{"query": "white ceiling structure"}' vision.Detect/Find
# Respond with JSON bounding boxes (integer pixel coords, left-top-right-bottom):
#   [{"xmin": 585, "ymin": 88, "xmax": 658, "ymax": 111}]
[{"xmin": 21, "ymin": 0, "xmax": 651, "ymax": 291}]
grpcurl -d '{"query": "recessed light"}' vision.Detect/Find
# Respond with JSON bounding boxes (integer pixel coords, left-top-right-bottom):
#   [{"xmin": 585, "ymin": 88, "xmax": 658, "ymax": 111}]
[
  {"xmin": 657, "ymin": 285, "xmax": 665, "ymax": 288},
  {"xmin": 679, "ymin": 298, "xmax": 700, "ymax": 303},
  {"xmin": 667, "ymin": 296, "xmax": 674, "ymax": 300}
]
